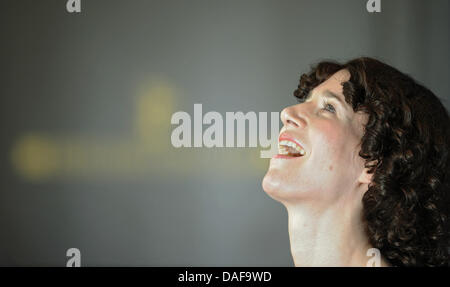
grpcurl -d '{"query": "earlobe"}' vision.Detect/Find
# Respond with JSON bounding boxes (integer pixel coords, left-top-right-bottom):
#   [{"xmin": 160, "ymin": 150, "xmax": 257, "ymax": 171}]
[
  {"xmin": 358, "ymin": 167, "xmax": 373, "ymax": 184},
  {"xmin": 358, "ymin": 160, "xmax": 378, "ymax": 184}
]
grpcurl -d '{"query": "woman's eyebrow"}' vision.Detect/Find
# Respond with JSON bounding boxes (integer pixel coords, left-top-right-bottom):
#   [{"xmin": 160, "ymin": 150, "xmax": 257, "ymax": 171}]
[
  {"xmin": 322, "ymin": 90, "xmax": 348, "ymax": 110},
  {"xmin": 307, "ymin": 89, "xmax": 346, "ymax": 106},
  {"xmin": 306, "ymin": 89, "xmax": 349, "ymax": 111}
]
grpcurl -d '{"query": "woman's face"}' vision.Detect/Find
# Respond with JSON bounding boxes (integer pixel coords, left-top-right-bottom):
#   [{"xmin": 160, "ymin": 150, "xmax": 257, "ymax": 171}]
[{"xmin": 263, "ymin": 69, "xmax": 369, "ymax": 206}]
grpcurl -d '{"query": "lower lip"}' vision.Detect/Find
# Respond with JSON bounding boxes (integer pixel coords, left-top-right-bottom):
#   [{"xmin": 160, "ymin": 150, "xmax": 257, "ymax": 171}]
[{"xmin": 273, "ymin": 154, "xmax": 303, "ymax": 159}]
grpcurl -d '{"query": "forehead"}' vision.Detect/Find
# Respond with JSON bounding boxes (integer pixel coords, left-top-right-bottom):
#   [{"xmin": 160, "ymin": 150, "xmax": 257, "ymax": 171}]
[{"xmin": 313, "ymin": 69, "xmax": 350, "ymax": 96}]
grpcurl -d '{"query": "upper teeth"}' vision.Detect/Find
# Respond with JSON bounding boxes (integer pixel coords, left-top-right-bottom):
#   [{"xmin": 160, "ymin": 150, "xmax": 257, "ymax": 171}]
[{"xmin": 278, "ymin": 140, "xmax": 305, "ymax": 156}]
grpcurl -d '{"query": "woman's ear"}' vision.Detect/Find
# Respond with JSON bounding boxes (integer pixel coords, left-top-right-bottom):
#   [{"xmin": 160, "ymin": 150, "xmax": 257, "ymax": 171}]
[
  {"xmin": 358, "ymin": 160, "xmax": 378, "ymax": 184},
  {"xmin": 358, "ymin": 167, "xmax": 374, "ymax": 184}
]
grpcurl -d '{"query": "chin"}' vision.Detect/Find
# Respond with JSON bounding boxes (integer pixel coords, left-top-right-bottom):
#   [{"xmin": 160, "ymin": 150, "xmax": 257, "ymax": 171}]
[
  {"xmin": 262, "ymin": 169, "xmax": 319, "ymax": 204},
  {"xmin": 262, "ymin": 171, "xmax": 279, "ymax": 195},
  {"xmin": 262, "ymin": 171, "xmax": 292, "ymax": 203}
]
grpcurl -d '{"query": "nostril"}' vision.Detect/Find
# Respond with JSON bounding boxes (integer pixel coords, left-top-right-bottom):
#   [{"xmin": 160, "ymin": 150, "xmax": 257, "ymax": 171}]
[{"xmin": 287, "ymin": 119, "xmax": 299, "ymax": 127}]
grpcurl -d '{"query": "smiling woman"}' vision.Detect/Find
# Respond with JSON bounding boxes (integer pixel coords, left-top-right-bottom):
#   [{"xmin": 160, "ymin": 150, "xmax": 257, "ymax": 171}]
[{"xmin": 262, "ymin": 57, "xmax": 450, "ymax": 267}]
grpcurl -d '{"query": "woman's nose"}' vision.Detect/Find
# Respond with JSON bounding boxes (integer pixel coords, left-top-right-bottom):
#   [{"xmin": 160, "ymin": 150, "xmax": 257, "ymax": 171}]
[{"xmin": 281, "ymin": 105, "xmax": 306, "ymax": 129}]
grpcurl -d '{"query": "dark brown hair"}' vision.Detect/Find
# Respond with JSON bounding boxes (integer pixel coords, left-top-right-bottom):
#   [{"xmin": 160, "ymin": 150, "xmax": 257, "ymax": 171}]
[{"xmin": 294, "ymin": 57, "xmax": 449, "ymax": 266}]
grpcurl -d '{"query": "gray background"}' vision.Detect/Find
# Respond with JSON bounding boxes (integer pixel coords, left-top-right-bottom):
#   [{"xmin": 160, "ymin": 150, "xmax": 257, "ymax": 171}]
[{"xmin": 0, "ymin": 0, "xmax": 448, "ymax": 266}]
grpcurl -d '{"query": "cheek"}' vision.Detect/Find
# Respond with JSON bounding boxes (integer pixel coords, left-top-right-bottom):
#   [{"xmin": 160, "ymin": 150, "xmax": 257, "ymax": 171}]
[
  {"xmin": 315, "ymin": 121, "xmax": 363, "ymax": 177},
  {"xmin": 314, "ymin": 122, "xmax": 343, "ymax": 160}
]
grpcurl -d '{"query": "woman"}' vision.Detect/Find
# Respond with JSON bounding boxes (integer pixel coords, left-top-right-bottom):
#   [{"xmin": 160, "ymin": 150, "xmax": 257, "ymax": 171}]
[{"xmin": 262, "ymin": 57, "xmax": 449, "ymax": 267}]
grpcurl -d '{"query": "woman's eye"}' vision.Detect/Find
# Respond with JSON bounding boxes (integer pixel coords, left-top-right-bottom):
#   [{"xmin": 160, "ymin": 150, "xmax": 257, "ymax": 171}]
[{"xmin": 323, "ymin": 103, "xmax": 336, "ymax": 113}]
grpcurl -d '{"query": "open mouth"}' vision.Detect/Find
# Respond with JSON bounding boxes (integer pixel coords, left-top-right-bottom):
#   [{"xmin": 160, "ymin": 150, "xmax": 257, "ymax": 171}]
[{"xmin": 276, "ymin": 134, "xmax": 306, "ymax": 159}]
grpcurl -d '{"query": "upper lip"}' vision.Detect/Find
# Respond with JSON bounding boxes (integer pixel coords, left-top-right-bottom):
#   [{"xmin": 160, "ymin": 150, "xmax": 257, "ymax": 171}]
[{"xmin": 278, "ymin": 132, "xmax": 307, "ymax": 154}]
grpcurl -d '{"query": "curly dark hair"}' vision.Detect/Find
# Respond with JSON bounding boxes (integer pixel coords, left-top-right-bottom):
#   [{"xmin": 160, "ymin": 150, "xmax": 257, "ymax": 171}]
[{"xmin": 293, "ymin": 57, "xmax": 450, "ymax": 267}]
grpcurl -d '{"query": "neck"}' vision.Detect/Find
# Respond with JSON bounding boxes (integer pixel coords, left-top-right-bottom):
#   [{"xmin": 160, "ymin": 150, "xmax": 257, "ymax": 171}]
[{"xmin": 284, "ymin": 201, "xmax": 383, "ymax": 267}]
